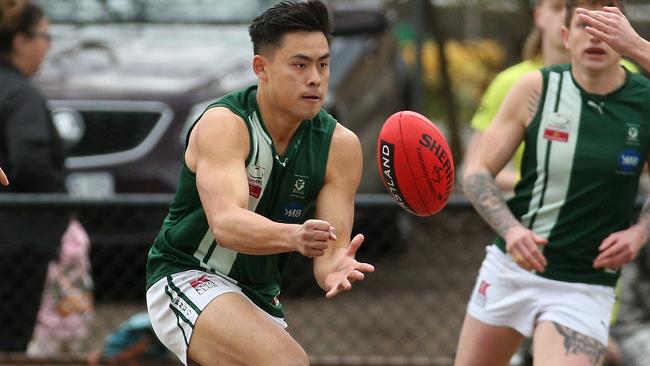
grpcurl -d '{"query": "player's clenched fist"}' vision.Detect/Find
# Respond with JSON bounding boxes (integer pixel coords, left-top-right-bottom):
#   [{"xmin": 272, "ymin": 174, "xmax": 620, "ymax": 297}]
[{"xmin": 293, "ymin": 219, "xmax": 337, "ymax": 257}]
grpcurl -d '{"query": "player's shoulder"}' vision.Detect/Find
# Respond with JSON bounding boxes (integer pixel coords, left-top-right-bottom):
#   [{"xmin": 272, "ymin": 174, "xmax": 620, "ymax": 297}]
[{"xmin": 331, "ymin": 122, "xmax": 360, "ymax": 150}]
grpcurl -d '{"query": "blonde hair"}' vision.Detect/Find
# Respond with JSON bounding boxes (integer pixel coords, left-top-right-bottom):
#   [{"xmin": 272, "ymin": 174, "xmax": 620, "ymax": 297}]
[{"xmin": 522, "ymin": 27, "xmax": 542, "ymax": 61}]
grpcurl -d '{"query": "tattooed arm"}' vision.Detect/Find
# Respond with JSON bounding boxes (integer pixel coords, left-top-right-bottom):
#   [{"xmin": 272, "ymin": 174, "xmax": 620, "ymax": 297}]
[{"xmin": 463, "ymin": 71, "xmax": 548, "ymax": 272}]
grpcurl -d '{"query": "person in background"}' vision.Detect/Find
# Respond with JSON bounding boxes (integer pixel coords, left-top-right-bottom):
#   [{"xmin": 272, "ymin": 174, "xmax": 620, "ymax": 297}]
[
  {"xmin": 465, "ymin": 0, "xmax": 569, "ymax": 191},
  {"xmin": 577, "ymin": 6, "xmax": 650, "ymax": 72},
  {"xmin": 0, "ymin": 0, "xmax": 69, "ymax": 352}
]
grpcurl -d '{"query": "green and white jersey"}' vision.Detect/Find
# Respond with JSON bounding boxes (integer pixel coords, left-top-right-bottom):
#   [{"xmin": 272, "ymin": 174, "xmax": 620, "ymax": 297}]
[
  {"xmin": 146, "ymin": 85, "xmax": 337, "ymax": 317},
  {"xmin": 495, "ymin": 64, "xmax": 650, "ymax": 287}
]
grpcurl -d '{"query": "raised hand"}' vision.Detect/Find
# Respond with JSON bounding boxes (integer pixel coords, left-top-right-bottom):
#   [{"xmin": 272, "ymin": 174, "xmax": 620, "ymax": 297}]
[
  {"xmin": 324, "ymin": 234, "xmax": 375, "ymax": 299},
  {"xmin": 293, "ymin": 219, "xmax": 337, "ymax": 258},
  {"xmin": 576, "ymin": 7, "xmax": 643, "ymax": 59}
]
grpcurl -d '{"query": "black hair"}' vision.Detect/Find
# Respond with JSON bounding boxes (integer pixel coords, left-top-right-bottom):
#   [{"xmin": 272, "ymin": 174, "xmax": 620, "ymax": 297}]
[
  {"xmin": 0, "ymin": 0, "xmax": 44, "ymax": 54},
  {"xmin": 248, "ymin": 0, "xmax": 331, "ymax": 56}
]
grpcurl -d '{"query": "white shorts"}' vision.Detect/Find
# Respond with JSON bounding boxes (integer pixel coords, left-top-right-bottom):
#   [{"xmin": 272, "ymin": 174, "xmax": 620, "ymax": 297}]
[
  {"xmin": 467, "ymin": 245, "xmax": 616, "ymax": 346},
  {"xmin": 146, "ymin": 269, "xmax": 287, "ymax": 365}
]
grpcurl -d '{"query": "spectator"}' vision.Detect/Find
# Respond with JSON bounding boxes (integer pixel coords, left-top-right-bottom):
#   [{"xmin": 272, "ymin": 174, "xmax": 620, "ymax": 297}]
[
  {"xmin": 0, "ymin": 0, "xmax": 69, "ymax": 352},
  {"xmin": 465, "ymin": 0, "xmax": 569, "ymax": 191}
]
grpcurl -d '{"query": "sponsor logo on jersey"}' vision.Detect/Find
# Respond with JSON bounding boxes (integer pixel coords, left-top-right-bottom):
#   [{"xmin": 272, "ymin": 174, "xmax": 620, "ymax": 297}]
[
  {"xmin": 618, "ymin": 148, "xmax": 641, "ymax": 173},
  {"xmin": 291, "ymin": 174, "xmax": 309, "ymax": 198},
  {"xmin": 249, "ymin": 181, "xmax": 262, "ymax": 198},
  {"xmin": 190, "ymin": 274, "xmax": 218, "ymax": 295},
  {"xmin": 248, "ymin": 165, "xmax": 265, "ymax": 198},
  {"xmin": 543, "ymin": 113, "xmax": 571, "ymax": 142},
  {"xmin": 543, "ymin": 129, "xmax": 569, "ymax": 142},
  {"xmin": 282, "ymin": 202, "xmax": 305, "ymax": 223},
  {"xmin": 547, "ymin": 112, "xmax": 571, "ymax": 126}
]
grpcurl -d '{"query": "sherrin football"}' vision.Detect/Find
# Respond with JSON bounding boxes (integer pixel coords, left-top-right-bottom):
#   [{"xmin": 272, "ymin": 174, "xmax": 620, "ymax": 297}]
[{"xmin": 377, "ymin": 111, "xmax": 455, "ymax": 217}]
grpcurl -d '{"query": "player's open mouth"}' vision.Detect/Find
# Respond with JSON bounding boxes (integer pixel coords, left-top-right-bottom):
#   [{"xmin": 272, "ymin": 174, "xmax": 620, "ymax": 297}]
[{"xmin": 585, "ymin": 47, "xmax": 606, "ymax": 55}]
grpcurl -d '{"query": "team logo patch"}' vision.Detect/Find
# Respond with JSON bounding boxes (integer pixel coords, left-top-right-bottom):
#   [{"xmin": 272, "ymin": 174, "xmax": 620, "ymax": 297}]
[
  {"xmin": 626, "ymin": 123, "xmax": 641, "ymax": 146},
  {"xmin": 190, "ymin": 274, "xmax": 218, "ymax": 295},
  {"xmin": 291, "ymin": 174, "xmax": 309, "ymax": 198},
  {"xmin": 618, "ymin": 148, "xmax": 641, "ymax": 173}
]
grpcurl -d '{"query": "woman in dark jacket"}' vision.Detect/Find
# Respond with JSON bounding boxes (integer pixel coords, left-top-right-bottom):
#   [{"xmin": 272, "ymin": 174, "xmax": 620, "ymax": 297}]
[{"xmin": 0, "ymin": 0, "xmax": 68, "ymax": 352}]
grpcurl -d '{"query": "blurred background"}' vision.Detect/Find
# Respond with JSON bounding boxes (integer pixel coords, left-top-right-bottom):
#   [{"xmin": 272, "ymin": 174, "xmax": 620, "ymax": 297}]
[{"xmin": 2, "ymin": 0, "xmax": 650, "ymax": 364}]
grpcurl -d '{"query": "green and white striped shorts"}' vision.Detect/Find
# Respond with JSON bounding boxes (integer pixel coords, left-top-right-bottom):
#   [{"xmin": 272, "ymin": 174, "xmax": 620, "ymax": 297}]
[{"xmin": 146, "ymin": 269, "xmax": 287, "ymax": 365}]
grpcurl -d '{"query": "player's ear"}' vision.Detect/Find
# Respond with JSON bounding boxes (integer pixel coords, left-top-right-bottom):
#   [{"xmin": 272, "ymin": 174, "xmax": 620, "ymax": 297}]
[
  {"xmin": 561, "ymin": 25, "xmax": 570, "ymax": 50},
  {"xmin": 253, "ymin": 55, "xmax": 268, "ymax": 81}
]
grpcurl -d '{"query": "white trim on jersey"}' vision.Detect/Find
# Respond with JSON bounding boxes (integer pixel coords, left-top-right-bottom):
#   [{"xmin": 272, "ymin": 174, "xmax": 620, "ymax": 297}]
[{"xmin": 521, "ymin": 70, "xmax": 582, "ymax": 240}]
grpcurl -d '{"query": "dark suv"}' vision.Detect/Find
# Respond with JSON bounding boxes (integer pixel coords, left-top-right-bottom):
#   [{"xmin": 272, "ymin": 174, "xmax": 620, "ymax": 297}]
[{"xmin": 33, "ymin": 0, "xmax": 410, "ymax": 196}]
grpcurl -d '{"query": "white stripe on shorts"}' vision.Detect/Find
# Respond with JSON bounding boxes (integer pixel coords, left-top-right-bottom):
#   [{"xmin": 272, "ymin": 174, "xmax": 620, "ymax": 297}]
[{"xmin": 146, "ymin": 269, "xmax": 287, "ymax": 365}]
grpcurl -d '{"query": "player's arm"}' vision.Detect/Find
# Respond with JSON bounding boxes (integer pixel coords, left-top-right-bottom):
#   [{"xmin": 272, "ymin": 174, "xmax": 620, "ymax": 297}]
[
  {"xmin": 312, "ymin": 123, "xmax": 374, "ymax": 298},
  {"xmin": 463, "ymin": 71, "xmax": 548, "ymax": 271},
  {"xmin": 189, "ymin": 107, "xmax": 331, "ymax": 256},
  {"xmin": 593, "ymin": 158, "xmax": 650, "ymax": 269}
]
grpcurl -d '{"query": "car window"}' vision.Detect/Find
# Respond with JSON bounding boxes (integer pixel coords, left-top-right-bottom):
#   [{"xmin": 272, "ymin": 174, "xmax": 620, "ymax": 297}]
[{"xmin": 33, "ymin": 0, "xmax": 277, "ymax": 23}]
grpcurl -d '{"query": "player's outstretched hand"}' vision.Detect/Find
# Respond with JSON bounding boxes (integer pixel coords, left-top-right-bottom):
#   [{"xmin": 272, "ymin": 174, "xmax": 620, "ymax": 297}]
[
  {"xmin": 0, "ymin": 167, "xmax": 8, "ymax": 186},
  {"xmin": 324, "ymin": 234, "xmax": 375, "ymax": 299},
  {"xmin": 293, "ymin": 219, "xmax": 337, "ymax": 258},
  {"xmin": 505, "ymin": 226, "xmax": 548, "ymax": 272},
  {"xmin": 576, "ymin": 7, "xmax": 641, "ymax": 58},
  {"xmin": 594, "ymin": 224, "xmax": 647, "ymax": 270}
]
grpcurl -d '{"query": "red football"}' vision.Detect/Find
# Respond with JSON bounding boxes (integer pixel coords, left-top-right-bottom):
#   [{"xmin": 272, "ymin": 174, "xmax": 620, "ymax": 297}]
[{"xmin": 377, "ymin": 111, "xmax": 455, "ymax": 216}]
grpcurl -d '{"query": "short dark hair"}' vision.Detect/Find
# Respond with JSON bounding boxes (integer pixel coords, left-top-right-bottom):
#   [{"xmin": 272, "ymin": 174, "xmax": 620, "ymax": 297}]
[
  {"xmin": 0, "ymin": 0, "xmax": 44, "ymax": 54},
  {"xmin": 248, "ymin": 0, "xmax": 331, "ymax": 56},
  {"xmin": 565, "ymin": 0, "xmax": 625, "ymax": 26}
]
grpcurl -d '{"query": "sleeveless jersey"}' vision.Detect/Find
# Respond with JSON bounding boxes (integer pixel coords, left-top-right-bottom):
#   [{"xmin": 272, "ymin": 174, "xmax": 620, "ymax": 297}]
[
  {"xmin": 495, "ymin": 64, "xmax": 650, "ymax": 287},
  {"xmin": 146, "ymin": 85, "xmax": 337, "ymax": 317}
]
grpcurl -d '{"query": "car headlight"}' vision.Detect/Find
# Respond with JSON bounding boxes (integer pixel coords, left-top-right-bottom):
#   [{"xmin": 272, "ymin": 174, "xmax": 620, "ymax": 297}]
[{"xmin": 52, "ymin": 107, "xmax": 85, "ymax": 149}]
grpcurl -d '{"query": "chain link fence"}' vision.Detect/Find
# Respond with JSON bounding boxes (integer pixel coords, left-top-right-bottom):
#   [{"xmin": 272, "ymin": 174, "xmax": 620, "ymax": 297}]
[{"xmin": 0, "ymin": 193, "xmax": 496, "ymax": 365}]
